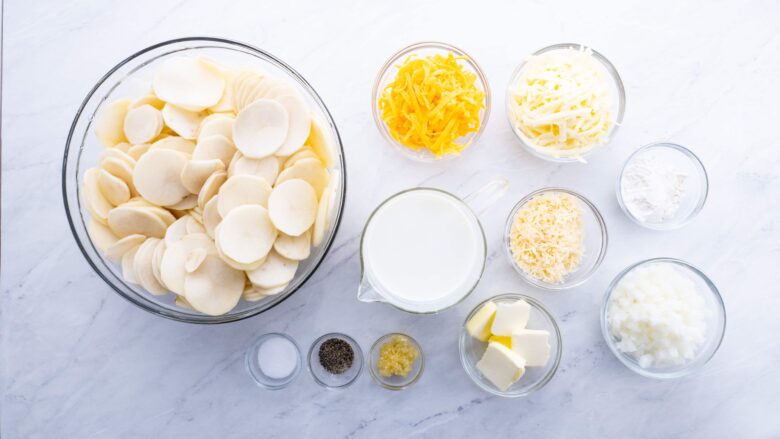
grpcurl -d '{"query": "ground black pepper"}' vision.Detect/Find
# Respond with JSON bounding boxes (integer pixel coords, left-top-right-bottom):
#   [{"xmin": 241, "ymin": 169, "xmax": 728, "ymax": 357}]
[{"xmin": 318, "ymin": 338, "xmax": 354, "ymax": 374}]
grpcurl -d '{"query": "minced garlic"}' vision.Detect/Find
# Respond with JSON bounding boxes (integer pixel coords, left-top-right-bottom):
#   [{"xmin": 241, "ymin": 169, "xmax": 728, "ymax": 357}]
[{"xmin": 377, "ymin": 335, "xmax": 419, "ymax": 377}]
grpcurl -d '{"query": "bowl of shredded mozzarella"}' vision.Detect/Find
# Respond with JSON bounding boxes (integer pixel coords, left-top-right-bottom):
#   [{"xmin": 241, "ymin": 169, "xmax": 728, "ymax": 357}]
[
  {"xmin": 506, "ymin": 43, "xmax": 625, "ymax": 163},
  {"xmin": 601, "ymin": 258, "xmax": 726, "ymax": 379}
]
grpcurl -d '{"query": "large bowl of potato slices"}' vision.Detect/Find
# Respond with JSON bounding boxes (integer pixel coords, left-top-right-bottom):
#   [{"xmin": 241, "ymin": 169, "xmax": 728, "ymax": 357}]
[{"xmin": 63, "ymin": 37, "xmax": 345, "ymax": 323}]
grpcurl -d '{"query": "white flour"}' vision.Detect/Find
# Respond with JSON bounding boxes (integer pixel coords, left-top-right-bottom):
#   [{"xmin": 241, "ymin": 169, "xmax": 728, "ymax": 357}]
[{"xmin": 620, "ymin": 150, "xmax": 688, "ymax": 223}]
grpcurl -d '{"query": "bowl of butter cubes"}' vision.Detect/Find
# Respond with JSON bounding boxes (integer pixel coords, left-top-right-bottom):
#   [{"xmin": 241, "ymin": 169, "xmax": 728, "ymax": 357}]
[{"xmin": 459, "ymin": 293, "xmax": 562, "ymax": 397}]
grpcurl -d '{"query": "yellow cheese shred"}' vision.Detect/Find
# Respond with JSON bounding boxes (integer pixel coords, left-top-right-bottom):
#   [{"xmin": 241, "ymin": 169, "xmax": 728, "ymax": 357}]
[
  {"xmin": 379, "ymin": 52, "xmax": 485, "ymax": 158},
  {"xmin": 509, "ymin": 192, "xmax": 584, "ymax": 284}
]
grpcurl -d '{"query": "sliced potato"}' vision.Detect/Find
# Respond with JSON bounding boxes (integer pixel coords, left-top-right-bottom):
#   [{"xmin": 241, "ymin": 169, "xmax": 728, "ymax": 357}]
[
  {"xmin": 242, "ymin": 283, "xmax": 288, "ymax": 302},
  {"xmin": 183, "ymin": 254, "xmax": 244, "ymax": 316},
  {"xmin": 100, "ymin": 148, "xmax": 136, "ymax": 168},
  {"xmin": 134, "ymin": 237, "xmax": 168, "ymax": 295},
  {"xmin": 232, "ymin": 99, "xmax": 288, "ymax": 159},
  {"xmin": 83, "ymin": 168, "xmax": 114, "ymax": 222},
  {"xmin": 203, "ymin": 196, "xmax": 221, "ymax": 239},
  {"xmin": 151, "ymin": 136, "xmax": 196, "ymax": 154},
  {"xmin": 181, "ymin": 159, "xmax": 225, "ymax": 195},
  {"xmin": 175, "ymin": 295, "xmax": 194, "ymax": 310},
  {"xmin": 162, "ymin": 103, "xmax": 206, "ymax": 139},
  {"xmin": 124, "ymin": 104, "xmax": 164, "ymax": 144},
  {"xmin": 121, "ymin": 244, "xmax": 141, "ymax": 285},
  {"xmin": 312, "ymin": 189, "xmax": 330, "ymax": 247},
  {"xmin": 95, "ymin": 98, "xmax": 130, "ymax": 147},
  {"xmin": 192, "ymin": 134, "xmax": 236, "ymax": 167},
  {"xmin": 100, "ymin": 157, "xmax": 136, "ymax": 195},
  {"xmin": 283, "ymin": 148, "xmax": 317, "ymax": 169},
  {"xmin": 185, "ymin": 215, "xmax": 206, "ymax": 234},
  {"xmin": 133, "ymin": 148, "xmax": 190, "ymax": 206},
  {"xmin": 307, "ymin": 115, "xmax": 335, "ymax": 167},
  {"xmin": 153, "ymin": 57, "xmax": 225, "ymax": 112},
  {"xmin": 142, "ymin": 205, "xmax": 176, "ymax": 225},
  {"xmin": 107, "ymin": 205, "xmax": 168, "ymax": 238},
  {"xmin": 160, "ymin": 233, "xmax": 215, "ymax": 295},
  {"xmin": 228, "ymin": 153, "xmax": 279, "ymax": 184},
  {"xmin": 129, "ymin": 94, "xmax": 165, "ymax": 110},
  {"xmin": 184, "ymin": 247, "xmax": 208, "ymax": 273},
  {"xmin": 106, "ymin": 233, "xmax": 146, "ymax": 262},
  {"xmin": 274, "ymin": 230, "xmax": 311, "ymax": 261},
  {"xmin": 215, "ymin": 204, "xmax": 277, "ymax": 264},
  {"xmin": 165, "ymin": 216, "xmax": 190, "ymax": 246},
  {"xmin": 87, "ymin": 218, "xmax": 119, "ymax": 252},
  {"xmin": 215, "ymin": 242, "xmax": 267, "ymax": 271},
  {"xmin": 267, "ymin": 179, "xmax": 317, "ymax": 237},
  {"xmin": 168, "ymin": 194, "xmax": 198, "ymax": 210},
  {"xmin": 275, "ymin": 158, "xmax": 329, "ymax": 197},
  {"xmin": 197, "ymin": 170, "xmax": 227, "ymax": 209},
  {"xmin": 97, "ymin": 168, "xmax": 131, "ymax": 206},
  {"xmin": 217, "ymin": 175, "xmax": 272, "ymax": 217},
  {"xmin": 151, "ymin": 239, "xmax": 167, "ymax": 287},
  {"xmin": 199, "ymin": 114, "xmax": 234, "ymax": 141},
  {"xmin": 114, "ymin": 142, "xmax": 132, "ymax": 153},
  {"xmin": 127, "ymin": 144, "xmax": 150, "ymax": 161},
  {"xmin": 246, "ymin": 249, "xmax": 298, "ymax": 289},
  {"xmin": 274, "ymin": 94, "xmax": 311, "ymax": 156}
]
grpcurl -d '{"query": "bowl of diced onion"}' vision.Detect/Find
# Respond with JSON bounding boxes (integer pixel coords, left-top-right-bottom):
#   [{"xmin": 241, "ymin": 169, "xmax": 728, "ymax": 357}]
[
  {"xmin": 506, "ymin": 43, "xmax": 625, "ymax": 163},
  {"xmin": 600, "ymin": 258, "xmax": 726, "ymax": 379}
]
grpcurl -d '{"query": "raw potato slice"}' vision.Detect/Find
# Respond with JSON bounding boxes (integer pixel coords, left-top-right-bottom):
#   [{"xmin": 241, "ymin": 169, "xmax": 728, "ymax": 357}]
[
  {"xmin": 160, "ymin": 233, "xmax": 215, "ymax": 295},
  {"xmin": 217, "ymin": 175, "xmax": 272, "ymax": 217},
  {"xmin": 185, "ymin": 215, "xmax": 206, "ymax": 234},
  {"xmin": 162, "ymin": 104, "xmax": 206, "ymax": 140},
  {"xmin": 216, "ymin": 204, "xmax": 277, "ymax": 264},
  {"xmin": 184, "ymin": 254, "xmax": 244, "ymax": 316},
  {"xmin": 122, "ymin": 244, "xmax": 141, "ymax": 285},
  {"xmin": 274, "ymin": 94, "xmax": 311, "ymax": 156},
  {"xmin": 192, "ymin": 134, "xmax": 236, "ymax": 167},
  {"xmin": 232, "ymin": 69, "xmax": 269, "ymax": 111},
  {"xmin": 216, "ymin": 242, "xmax": 267, "ymax": 271},
  {"xmin": 108, "ymin": 205, "xmax": 168, "ymax": 238},
  {"xmin": 197, "ymin": 170, "xmax": 227, "ymax": 209},
  {"xmin": 267, "ymin": 179, "xmax": 318, "ymax": 237},
  {"xmin": 133, "ymin": 148, "xmax": 190, "ymax": 206},
  {"xmin": 307, "ymin": 116, "xmax": 335, "ymax": 167},
  {"xmin": 283, "ymin": 148, "xmax": 317, "ymax": 169},
  {"xmin": 106, "ymin": 233, "xmax": 146, "ymax": 262},
  {"xmin": 275, "ymin": 158, "xmax": 329, "ymax": 197},
  {"xmin": 127, "ymin": 144, "xmax": 150, "ymax": 160},
  {"xmin": 97, "ymin": 168, "xmax": 131, "ymax": 206},
  {"xmin": 203, "ymin": 196, "xmax": 221, "ymax": 239},
  {"xmin": 312, "ymin": 189, "xmax": 330, "ymax": 247},
  {"xmin": 233, "ymin": 99, "xmax": 289, "ymax": 159},
  {"xmin": 124, "ymin": 104, "xmax": 163, "ymax": 144},
  {"xmin": 273, "ymin": 230, "xmax": 311, "ymax": 261},
  {"xmin": 228, "ymin": 153, "xmax": 279, "ymax": 184},
  {"xmin": 101, "ymin": 157, "xmax": 136, "ymax": 194},
  {"xmin": 324, "ymin": 170, "xmax": 340, "ymax": 227},
  {"xmin": 100, "ymin": 148, "xmax": 136, "ymax": 168},
  {"xmin": 151, "ymin": 136, "xmax": 195, "ymax": 154},
  {"xmin": 168, "ymin": 194, "xmax": 198, "ymax": 210},
  {"xmin": 114, "ymin": 142, "xmax": 132, "ymax": 153},
  {"xmin": 88, "ymin": 218, "xmax": 119, "ymax": 252},
  {"xmin": 151, "ymin": 239, "xmax": 167, "ymax": 287},
  {"xmin": 95, "ymin": 99, "xmax": 130, "ymax": 147},
  {"xmin": 198, "ymin": 114, "xmax": 234, "ymax": 141},
  {"xmin": 142, "ymin": 205, "xmax": 176, "ymax": 225},
  {"xmin": 83, "ymin": 168, "xmax": 114, "ymax": 222},
  {"xmin": 243, "ymin": 283, "xmax": 288, "ymax": 302},
  {"xmin": 165, "ymin": 216, "xmax": 190, "ymax": 246},
  {"xmin": 134, "ymin": 238, "xmax": 168, "ymax": 295},
  {"xmin": 185, "ymin": 247, "xmax": 208, "ymax": 273},
  {"xmin": 175, "ymin": 295, "xmax": 194, "ymax": 310},
  {"xmin": 247, "ymin": 250, "xmax": 298, "ymax": 289},
  {"xmin": 130, "ymin": 94, "xmax": 165, "ymax": 110},
  {"xmin": 153, "ymin": 57, "xmax": 225, "ymax": 111}
]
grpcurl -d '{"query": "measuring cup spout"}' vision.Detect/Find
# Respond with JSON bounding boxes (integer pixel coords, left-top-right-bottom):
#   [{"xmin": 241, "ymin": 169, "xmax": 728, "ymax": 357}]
[
  {"xmin": 462, "ymin": 176, "xmax": 510, "ymax": 216},
  {"xmin": 357, "ymin": 274, "xmax": 385, "ymax": 304}
]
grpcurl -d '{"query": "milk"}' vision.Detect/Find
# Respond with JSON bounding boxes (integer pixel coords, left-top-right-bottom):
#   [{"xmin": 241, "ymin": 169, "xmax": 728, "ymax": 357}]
[{"xmin": 361, "ymin": 189, "xmax": 485, "ymax": 313}]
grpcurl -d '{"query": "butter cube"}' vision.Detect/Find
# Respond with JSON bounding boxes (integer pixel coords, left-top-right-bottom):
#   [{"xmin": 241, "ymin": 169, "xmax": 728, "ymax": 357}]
[
  {"xmin": 512, "ymin": 329, "xmax": 550, "ymax": 367},
  {"xmin": 488, "ymin": 335, "xmax": 512, "ymax": 349},
  {"xmin": 490, "ymin": 300, "xmax": 531, "ymax": 336},
  {"xmin": 466, "ymin": 301, "xmax": 497, "ymax": 342},
  {"xmin": 476, "ymin": 342, "xmax": 526, "ymax": 391}
]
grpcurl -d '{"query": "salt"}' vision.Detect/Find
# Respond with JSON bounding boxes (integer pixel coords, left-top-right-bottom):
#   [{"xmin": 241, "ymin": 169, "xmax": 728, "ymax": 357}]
[
  {"xmin": 621, "ymin": 149, "xmax": 688, "ymax": 223},
  {"xmin": 257, "ymin": 336, "xmax": 299, "ymax": 379}
]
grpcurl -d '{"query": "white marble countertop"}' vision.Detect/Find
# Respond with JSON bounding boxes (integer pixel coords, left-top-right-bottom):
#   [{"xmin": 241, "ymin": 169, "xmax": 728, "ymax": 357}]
[{"xmin": 3, "ymin": 0, "xmax": 779, "ymax": 437}]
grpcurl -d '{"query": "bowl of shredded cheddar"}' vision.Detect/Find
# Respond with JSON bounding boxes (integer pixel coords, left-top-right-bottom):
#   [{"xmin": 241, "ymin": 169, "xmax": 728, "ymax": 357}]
[{"xmin": 373, "ymin": 42, "xmax": 490, "ymax": 161}]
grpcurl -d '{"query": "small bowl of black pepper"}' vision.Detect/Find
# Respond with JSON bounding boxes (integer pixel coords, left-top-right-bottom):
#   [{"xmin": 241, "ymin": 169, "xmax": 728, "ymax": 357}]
[{"xmin": 308, "ymin": 333, "xmax": 364, "ymax": 388}]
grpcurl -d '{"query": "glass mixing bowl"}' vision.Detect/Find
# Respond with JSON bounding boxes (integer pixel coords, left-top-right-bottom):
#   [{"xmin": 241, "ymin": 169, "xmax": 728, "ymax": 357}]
[{"xmin": 62, "ymin": 37, "xmax": 346, "ymax": 323}]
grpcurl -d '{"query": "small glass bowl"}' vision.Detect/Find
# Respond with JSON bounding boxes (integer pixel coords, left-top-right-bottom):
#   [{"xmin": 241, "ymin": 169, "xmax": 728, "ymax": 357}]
[
  {"xmin": 371, "ymin": 41, "xmax": 491, "ymax": 162},
  {"xmin": 601, "ymin": 258, "xmax": 726, "ymax": 379},
  {"xmin": 245, "ymin": 333, "xmax": 302, "ymax": 390},
  {"xmin": 617, "ymin": 142, "xmax": 709, "ymax": 230},
  {"xmin": 506, "ymin": 43, "xmax": 626, "ymax": 163},
  {"xmin": 307, "ymin": 333, "xmax": 364, "ymax": 388},
  {"xmin": 459, "ymin": 294, "xmax": 562, "ymax": 397},
  {"xmin": 504, "ymin": 188, "xmax": 608, "ymax": 290},
  {"xmin": 368, "ymin": 333, "xmax": 424, "ymax": 390}
]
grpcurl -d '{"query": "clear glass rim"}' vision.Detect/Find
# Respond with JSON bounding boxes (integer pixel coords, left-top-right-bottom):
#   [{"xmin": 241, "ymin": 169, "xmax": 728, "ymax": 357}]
[
  {"xmin": 61, "ymin": 36, "xmax": 347, "ymax": 324},
  {"xmin": 358, "ymin": 187, "xmax": 488, "ymax": 314},
  {"xmin": 371, "ymin": 41, "xmax": 492, "ymax": 163},
  {"xmin": 616, "ymin": 142, "xmax": 709, "ymax": 230},
  {"xmin": 459, "ymin": 293, "xmax": 563, "ymax": 397},
  {"xmin": 245, "ymin": 332, "xmax": 302, "ymax": 390},
  {"xmin": 307, "ymin": 332, "xmax": 364, "ymax": 389},
  {"xmin": 367, "ymin": 332, "xmax": 425, "ymax": 390},
  {"xmin": 503, "ymin": 187, "xmax": 609, "ymax": 290},
  {"xmin": 600, "ymin": 257, "xmax": 727, "ymax": 379},
  {"xmin": 505, "ymin": 42, "xmax": 626, "ymax": 163}
]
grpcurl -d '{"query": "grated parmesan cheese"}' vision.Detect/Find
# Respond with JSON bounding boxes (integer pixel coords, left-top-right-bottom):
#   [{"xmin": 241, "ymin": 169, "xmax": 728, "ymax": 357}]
[
  {"xmin": 509, "ymin": 192, "xmax": 584, "ymax": 284},
  {"xmin": 378, "ymin": 52, "xmax": 485, "ymax": 158},
  {"xmin": 509, "ymin": 48, "xmax": 614, "ymax": 160}
]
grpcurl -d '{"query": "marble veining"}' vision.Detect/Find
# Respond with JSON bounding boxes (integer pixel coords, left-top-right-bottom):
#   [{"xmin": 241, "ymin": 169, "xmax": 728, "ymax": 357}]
[{"xmin": 2, "ymin": 0, "xmax": 780, "ymax": 437}]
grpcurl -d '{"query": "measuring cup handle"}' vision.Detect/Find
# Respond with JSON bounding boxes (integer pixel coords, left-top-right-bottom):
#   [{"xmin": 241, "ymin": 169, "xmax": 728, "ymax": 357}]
[{"xmin": 462, "ymin": 177, "xmax": 510, "ymax": 216}]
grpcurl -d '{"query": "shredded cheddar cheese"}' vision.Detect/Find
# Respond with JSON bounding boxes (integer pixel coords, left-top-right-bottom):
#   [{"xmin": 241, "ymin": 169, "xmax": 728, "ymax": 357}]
[
  {"xmin": 379, "ymin": 52, "xmax": 485, "ymax": 158},
  {"xmin": 509, "ymin": 192, "xmax": 584, "ymax": 284},
  {"xmin": 509, "ymin": 48, "xmax": 614, "ymax": 160}
]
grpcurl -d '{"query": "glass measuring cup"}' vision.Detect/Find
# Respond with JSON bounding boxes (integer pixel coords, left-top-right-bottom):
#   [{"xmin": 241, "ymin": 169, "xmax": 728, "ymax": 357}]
[{"xmin": 357, "ymin": 178, "xmax": 509, "ymax": 314}]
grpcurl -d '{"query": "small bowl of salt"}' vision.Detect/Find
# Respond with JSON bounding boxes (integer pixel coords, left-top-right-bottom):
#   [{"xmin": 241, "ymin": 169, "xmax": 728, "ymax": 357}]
[
  {"xmin": 246, "ymin": 333, "xmax": 302, "ymax": 390},
  {"xmin": 617, "ymin": 142, "xmax": 708, "ymax": 230}
]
